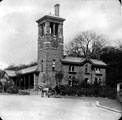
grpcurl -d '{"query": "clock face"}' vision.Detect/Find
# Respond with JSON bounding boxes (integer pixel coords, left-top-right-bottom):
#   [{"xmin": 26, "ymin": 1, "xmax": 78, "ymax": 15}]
[{"xmin": 51, "ymin": 38, "xmax": 58, "ymax": 48}]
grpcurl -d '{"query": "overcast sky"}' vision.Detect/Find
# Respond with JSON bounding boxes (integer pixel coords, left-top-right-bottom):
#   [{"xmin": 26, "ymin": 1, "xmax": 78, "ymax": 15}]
[{"xmin": 0, "ymin": 0, "xmax": 121, "ymax": 69}]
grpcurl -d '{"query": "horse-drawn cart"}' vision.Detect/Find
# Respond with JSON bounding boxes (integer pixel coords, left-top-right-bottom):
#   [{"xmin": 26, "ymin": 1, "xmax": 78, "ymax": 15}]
[{"xmin": 38, "ymin": 83, "xmax": 57, "ymax": 97}]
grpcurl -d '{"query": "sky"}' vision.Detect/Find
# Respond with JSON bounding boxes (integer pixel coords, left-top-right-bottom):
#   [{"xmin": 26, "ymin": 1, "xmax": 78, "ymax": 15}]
[{"xmin": 0, "ymin": 0, "xmax": 121, "ymax": 69}]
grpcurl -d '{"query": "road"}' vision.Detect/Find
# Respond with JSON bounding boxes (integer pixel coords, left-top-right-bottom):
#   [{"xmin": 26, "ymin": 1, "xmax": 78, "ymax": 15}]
[{"xmin": 0, "ymin": 95, "xmax": 121, "ymax": 120}]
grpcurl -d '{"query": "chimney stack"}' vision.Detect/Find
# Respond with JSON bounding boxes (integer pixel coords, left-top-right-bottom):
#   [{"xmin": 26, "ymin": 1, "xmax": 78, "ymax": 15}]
[{"xmin": 54, "ymin": 4, "xmax": 60, "ymax": 16}]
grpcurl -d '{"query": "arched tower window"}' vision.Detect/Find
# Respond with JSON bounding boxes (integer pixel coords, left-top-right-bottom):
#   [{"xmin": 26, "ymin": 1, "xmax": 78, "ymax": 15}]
[
  {"xmin": 69, "ymin": 66, "xmax": 74, "ymax": 72},
  {"xmin": 40, "ymin": 23, "xmax": 45, "ymax": 36},
  {"xmin": 50, "ymin": 22, "xmax": 59, "ymax": 36}
]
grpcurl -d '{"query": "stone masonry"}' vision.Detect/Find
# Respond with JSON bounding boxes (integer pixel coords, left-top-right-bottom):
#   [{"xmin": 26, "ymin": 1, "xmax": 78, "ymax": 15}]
[{"xmin": 36, "ymin": 4, "xmax": 65, "ymax": 87}]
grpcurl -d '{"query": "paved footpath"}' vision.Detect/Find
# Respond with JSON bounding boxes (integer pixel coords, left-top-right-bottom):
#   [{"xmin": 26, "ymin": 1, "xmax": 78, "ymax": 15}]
[
  {"xmin": 61, "ymin": 96, "xmax": 122, "ymax": 111},
  {"xmin": 0, "ymin": 95, "xmax": 121, "ymax": 120}
]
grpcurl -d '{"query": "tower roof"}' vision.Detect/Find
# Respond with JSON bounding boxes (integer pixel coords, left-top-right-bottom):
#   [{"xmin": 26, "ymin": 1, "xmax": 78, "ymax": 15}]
[
  {"xmin": 36, "ymin": 14, "xmax": 65, "ymax": 24},
  {"xmin": 36, "ymin": 4, "xmax": 65, "ymax": 24}
]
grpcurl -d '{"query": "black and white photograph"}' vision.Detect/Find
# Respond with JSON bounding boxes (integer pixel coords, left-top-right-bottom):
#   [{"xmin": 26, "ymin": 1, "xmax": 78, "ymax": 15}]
[{"xmin": 0, "ymin": 0, "xmax": 122, "ymax": 120}]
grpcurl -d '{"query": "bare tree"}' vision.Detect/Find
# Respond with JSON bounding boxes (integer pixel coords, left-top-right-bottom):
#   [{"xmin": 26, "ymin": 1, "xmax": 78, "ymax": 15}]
[
  {"xmin": 115, "ymin": 39, "xmax": 122, "ymax": 49},
  {"xmin": 65, "ymin": 31, "xmax": 106, "ymax": 59}
]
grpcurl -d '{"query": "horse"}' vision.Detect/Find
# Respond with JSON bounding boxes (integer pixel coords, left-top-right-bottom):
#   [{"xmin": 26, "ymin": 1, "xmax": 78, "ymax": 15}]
[
  {"xmin": 38, "ymin": 86, "xmax": 49, "ymax": 97},
  {"xmin": 38, "ymin": 85, "xmax": 56, "ymax": 97}
]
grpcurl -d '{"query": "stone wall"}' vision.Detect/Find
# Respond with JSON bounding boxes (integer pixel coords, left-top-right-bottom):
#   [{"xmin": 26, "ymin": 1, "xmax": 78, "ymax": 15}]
[
  {"xmin": 62, "ymin": 63, "xmax": 106, "ymax": 86},
  {"xmin": 37, "ymin": 20, "xmax": 64, "ymax": 87}
]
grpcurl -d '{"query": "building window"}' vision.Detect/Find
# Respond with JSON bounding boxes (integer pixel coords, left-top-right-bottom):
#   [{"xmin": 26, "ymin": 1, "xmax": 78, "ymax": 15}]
[
  {"xmin": 94, "ymin": 77, "xmax": 101, "ymax": 85},
  {"xmin": 94, "ymin": 78, "xmax": 98, "ymax": 85},
  {"xmin": 68, "ymin": 76, "xmax": 72, "ymax": 87},
  {"xmin": 41, "ymin": 23, "xmax": 45, "ymax": 36},
  {"xmin": 95, "ymin": 68, "xmax": 101, "ymax": 74},
  {"xmin": 85, "ymin": 78, "xmax": 88, "ymax": 83},
  {"xmin": 55, "ymin": 23, "xmax": 58, "ymax": 35},
  {"xmin": 50, "ymin": 22, "xmax": 53, "ymax": 34},
  {"xmin": 85, "ymin": 64, "xmax": 88, "ymax": 73},
  {"xmin": 69, "ymin": 66, "xmax": 74, "ymax": 72},
  {"xmin": 50, "ymin": 22, "xmax": 59, "ymax": 35},
  {"xmin": 99, "ymin": 78, "xmax": 101, "ymax": 85}
]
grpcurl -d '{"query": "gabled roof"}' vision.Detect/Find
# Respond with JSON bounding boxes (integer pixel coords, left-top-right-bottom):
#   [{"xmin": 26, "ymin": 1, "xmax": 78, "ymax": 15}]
[
  {"xmin": 62, "ymin": 56, "xmax": 107, "ymax": 67},
  {"xmin": 0, "ymin": 71, "xmax": 9, "ymax": 81},
  {"xmin": 4, "ymin": 65, "xmax": 38, "ymax": 77},
  {"xmin": 5, "ymin": 70, "xmax": 16, "ymax": 77},
  {"xmin": 19, "ymin": 65, "xmax": 38, "ymax": 74},
  {"xmin": 61, "ymin": 56, "xmax": 85, "ymax": 64},
  {"xmin": 0, "ymin": 70, "xmax": 5, "ymax": 79},
  {"xmin": 90, "ymin": 59, "xmax": 107, "ymax": 66},
  {"xmin": 36, "ymin": 14, "xmax": 65, "ymax": 23}
]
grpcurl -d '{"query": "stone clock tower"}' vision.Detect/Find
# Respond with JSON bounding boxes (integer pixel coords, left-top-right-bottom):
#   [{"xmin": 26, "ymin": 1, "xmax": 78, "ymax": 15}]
[{"xmin": 36, "ymin": 4, "xmax": 65, "ymax": 86}]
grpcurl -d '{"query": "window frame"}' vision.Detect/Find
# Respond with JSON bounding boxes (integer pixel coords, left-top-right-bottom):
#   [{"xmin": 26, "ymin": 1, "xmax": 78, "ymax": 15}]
[{"xmin": 69, "ymin": 65, "xmax": 75, "ymax": 72}]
